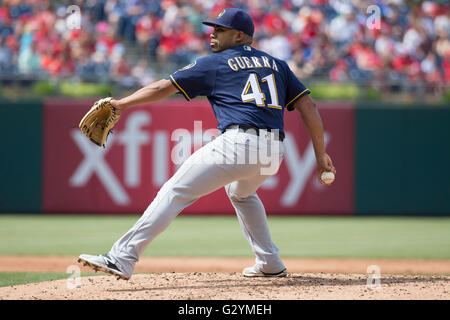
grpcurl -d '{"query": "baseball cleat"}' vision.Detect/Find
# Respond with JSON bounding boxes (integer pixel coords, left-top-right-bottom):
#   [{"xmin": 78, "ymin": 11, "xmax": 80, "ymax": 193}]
[
  {"xmin": 78, "ymin": 254, "xmax": 130, "ymax": 280},
  {"xmin": 242, "ymin": 266, "xmax": 287, "ymax": 278}
]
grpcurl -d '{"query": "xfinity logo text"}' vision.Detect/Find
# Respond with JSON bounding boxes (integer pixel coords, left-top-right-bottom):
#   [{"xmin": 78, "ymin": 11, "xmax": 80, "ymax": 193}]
[{"xmin": 69, "ymin": 111, "xmax": 330, "ymax": 206}]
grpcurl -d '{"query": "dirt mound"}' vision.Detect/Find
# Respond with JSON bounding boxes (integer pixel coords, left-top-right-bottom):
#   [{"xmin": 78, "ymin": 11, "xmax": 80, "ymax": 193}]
[
  {"xmin": 1, "ymin": 272, "xmax": 449, "ymax": 300},
  {"xmin": 1, "ymin": 256, "xmax": 449, "ymax": 300}
]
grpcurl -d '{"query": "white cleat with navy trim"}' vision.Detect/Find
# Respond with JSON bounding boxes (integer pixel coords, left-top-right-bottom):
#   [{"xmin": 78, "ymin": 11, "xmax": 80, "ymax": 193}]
[
  {"xmin": 77, "ymin": 254, "xmax": 130, "ymax": 280},
  {"xmin": 242, "ymin": 265, "xmax": 287, "ymax": 278}
]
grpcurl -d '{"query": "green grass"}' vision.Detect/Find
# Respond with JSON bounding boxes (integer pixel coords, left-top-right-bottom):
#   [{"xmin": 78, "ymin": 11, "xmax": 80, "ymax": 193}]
[
  {"xmin": 0, "ymin": 215, "xmax": 449, "ymax": 259},
  {"xmin": 1, "ymin": 215, "xmax": 449, "ymax": 287},
  {"xmin": 0, "ymin": 272, "xmax": 100, "ymax": 288},
  {"xmin": 0, "ymin": 272, "xmax": 70, "ymax": 287}
]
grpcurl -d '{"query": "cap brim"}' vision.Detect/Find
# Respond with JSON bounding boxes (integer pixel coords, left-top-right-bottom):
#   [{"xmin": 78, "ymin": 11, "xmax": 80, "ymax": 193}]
[{"xmin": 202, "ymin": 20, "xmax": 233, "ymax": 30}]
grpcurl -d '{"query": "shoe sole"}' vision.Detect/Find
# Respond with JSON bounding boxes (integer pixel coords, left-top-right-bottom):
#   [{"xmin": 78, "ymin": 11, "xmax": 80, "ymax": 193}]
[
  {"xmin": 243, "ymin": 269, "xmax": 287, "ymax": 278},
  {"xmin": 77, "ymin": 257, "xmax": 130, "ymax": 280}
]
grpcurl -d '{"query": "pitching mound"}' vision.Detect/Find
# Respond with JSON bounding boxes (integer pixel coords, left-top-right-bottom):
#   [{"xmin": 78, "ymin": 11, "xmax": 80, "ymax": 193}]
[
  {"xmin": 0, "ymin": 256, "xmax": 449, "ymax": 300},
  {"xmin": 1, "ymin": 272, "xmax": 449, "ymax": 300}
]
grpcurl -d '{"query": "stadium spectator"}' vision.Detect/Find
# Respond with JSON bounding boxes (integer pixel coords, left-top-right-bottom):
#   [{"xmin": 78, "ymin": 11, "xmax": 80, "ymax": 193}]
[
  {"xmin": 0, "ymin": 35, "xmax": 15, "ymax": 73},
  {"xmin": 135, "ymin": 11, "xmax": 162, "ymax": 55},
  {"xmin": 130, "ymin": 58, "xmax": 155, "ymax": 87},
  {"xmin": 0, "ymin": 0, "xmax": 447, "ymax": 98}
]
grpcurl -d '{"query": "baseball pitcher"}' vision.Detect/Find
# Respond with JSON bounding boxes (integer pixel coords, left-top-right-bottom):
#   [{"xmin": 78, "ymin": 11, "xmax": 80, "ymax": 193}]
[{"xmin": 78, "ymin": 8, "xmax": 336, "ymax": 280}]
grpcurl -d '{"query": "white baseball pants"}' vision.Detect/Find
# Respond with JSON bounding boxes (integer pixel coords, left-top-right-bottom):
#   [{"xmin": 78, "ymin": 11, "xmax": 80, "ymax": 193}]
[{"xmin": 108, "ymin": 128, "xmax": 286, "ymax": 278}]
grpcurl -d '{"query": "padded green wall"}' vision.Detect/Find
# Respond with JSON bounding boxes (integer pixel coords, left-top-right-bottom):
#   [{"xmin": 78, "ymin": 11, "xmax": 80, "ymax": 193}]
[
  {"xmin": 355, "ymin": 104, "xmax": 450, "ymax": 215},
  {"xmin": 0, "ymin": 100, "xmax": 42, "ymax": 212}
]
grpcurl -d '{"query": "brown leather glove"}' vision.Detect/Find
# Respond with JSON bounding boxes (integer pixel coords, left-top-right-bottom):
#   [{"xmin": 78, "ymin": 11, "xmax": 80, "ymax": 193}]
[{"xmin": 78, "ymin": 97, "xmax": 120, "ymax": 147}]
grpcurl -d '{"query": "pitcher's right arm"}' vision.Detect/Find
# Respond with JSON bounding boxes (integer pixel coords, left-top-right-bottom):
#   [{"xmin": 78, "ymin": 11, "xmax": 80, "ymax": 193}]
[{"xmin": 292, "ymin": 94, "xmax": 336, "ymax": 183}]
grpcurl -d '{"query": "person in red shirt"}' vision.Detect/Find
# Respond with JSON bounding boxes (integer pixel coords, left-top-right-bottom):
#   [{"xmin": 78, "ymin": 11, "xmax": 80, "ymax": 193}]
[
  {"xmin": 135, "ymin": 11, "xmax": 162, "ymax": 53},
  {"xmin": 443, "ymin": 51, "xmax": 450, "ymax": 84}
]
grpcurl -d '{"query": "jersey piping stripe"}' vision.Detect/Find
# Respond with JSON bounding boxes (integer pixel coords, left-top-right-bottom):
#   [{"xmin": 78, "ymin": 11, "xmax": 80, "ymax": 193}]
[
  {"xmin": 170, "ymin": 75, "xmax": 191, "ymax": 101},
  {"xmin": 285, "ymin": 88, "xmax": 309, "ymax": 109}
]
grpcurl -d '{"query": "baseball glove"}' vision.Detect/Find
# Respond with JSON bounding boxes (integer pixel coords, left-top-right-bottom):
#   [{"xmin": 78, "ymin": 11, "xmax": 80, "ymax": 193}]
[{"xmin": 78, "ymin": 97, "xmax": 120, "ymax": 147}]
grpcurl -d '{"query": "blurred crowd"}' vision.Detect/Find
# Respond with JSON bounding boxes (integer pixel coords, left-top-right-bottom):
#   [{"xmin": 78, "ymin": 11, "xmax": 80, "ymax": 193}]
[{"xmin": 0, "ymin": 0, "xmax": 449, "ymax": 93}]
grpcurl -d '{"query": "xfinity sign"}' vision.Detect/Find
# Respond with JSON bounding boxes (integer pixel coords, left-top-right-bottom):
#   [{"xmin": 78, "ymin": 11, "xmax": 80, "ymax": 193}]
[{"xmin": 69, "ymin": 110, "xmax": 330, "ymax": 207}]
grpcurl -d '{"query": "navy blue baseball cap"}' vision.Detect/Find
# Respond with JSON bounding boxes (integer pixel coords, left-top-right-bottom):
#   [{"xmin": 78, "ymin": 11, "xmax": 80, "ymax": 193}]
[{"xmin": 202, "ymin": 8, "xmax": 254, "ymax": 37}]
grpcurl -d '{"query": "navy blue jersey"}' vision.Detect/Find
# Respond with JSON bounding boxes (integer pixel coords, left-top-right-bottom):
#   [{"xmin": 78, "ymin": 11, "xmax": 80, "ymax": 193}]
[{"xmin": 169, "ymin": 45, "xmax": 310, "ymax": 138}]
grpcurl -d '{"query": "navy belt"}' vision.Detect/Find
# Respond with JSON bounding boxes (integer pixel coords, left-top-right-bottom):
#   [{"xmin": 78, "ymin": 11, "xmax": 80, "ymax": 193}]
[{"xmin": 224, "ymin": 124, "xmax": 284, "ymax": 141}]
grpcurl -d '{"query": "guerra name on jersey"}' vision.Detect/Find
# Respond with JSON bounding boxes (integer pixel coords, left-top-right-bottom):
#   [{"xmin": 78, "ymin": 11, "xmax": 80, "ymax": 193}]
[{"xmin": 227, "ymin": 47, "xmax": 280, "ymax": 72}]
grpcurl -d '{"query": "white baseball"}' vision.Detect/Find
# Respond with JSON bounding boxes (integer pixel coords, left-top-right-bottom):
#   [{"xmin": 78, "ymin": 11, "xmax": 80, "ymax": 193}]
[{"xmin": 321, "ymin": 171, "xmax": 335, "ymax": 185}]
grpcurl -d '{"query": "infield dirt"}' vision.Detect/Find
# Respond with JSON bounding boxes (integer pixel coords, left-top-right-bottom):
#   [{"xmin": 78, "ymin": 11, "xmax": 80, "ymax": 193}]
[{"xmin": 0, "ymin": 256, "xmax": 449, "ymax": 300}]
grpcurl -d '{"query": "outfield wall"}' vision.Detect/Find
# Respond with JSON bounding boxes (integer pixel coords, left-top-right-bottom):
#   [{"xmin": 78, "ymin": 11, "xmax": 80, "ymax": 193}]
[
  {"xmin": 0, "ymin": 100, "xmax": 42, "ymax": 212},
  {"xmin": 355, "ymin": 103, "xmax": 450, "ymax": 215},
  {"xmin": 1, "ymin": 98, "xmax": 449, "ymax": 215}
]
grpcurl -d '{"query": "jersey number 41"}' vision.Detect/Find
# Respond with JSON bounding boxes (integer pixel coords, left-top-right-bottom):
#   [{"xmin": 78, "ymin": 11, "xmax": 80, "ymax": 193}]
[{"xmin": 241, "ymin": 73, "xmax": 281, "ymax": 109}]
